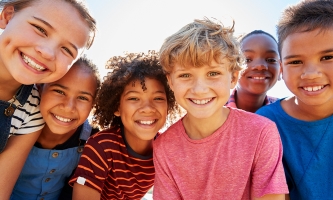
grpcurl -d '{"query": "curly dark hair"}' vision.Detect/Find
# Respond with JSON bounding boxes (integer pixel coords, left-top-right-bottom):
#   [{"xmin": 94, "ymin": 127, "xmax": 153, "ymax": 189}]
[{"xmin": 92, "ymin": 51, "xmax": 179, "ymax": 129}]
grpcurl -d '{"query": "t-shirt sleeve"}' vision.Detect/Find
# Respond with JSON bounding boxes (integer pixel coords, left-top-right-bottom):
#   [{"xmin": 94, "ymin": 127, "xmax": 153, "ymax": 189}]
[
  {"xmin": 251, "ymin": 122, "xmax": 289, "ymax": 197},
  {"xmin": 12, "ymin": 85, "xmax": 44, "ymax": 134},
  {"xmin": 153, "ymin": 139, "xmax": 182, "ymax": 199},
  {"xmin": 69, "ymin": 136, "xmax": 110, "ymax": 193}
]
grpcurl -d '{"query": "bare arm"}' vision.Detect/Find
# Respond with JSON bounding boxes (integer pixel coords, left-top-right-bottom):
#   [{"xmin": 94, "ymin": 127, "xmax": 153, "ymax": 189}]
[
  {"xmin": 73, "ymin": 183, "xmax": 100, "ymax": 200},
  {"xmin": 0, "ymin": 130, "xmax": 41, "ymax": 199},
  {"xmin": 285, "ymin": 194, "xmax": 290, "ymax": 200},
  {"xmin": 254, "ymin": 194, "xmax": 285, "ymax": 200}
]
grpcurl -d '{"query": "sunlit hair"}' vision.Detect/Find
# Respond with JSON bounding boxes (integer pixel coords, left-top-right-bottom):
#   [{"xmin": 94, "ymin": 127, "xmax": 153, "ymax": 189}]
[
  {"xmin": 0, "ymin": 0, "xmax": 97, "ymax": 49},
  {"xmin": 159, "ymin": 17, "xmax": 243, "ymax": 74},
  {"xmin": 240, "ymin": 30, "xmax": 277, "ymax": 44},
  {"xmin": 277, "ymin": 0, "xmax": 333, "ymax": 54},
  {"xmin": 75, "ymin": 55, "xmax": 101, "ymax": 97},
  {"xmin": 92, "ymin": 51, "xmax": 179, "ymax": 129}
]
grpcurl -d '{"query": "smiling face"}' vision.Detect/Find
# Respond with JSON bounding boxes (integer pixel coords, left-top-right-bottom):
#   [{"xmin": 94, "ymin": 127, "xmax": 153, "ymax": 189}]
[
  {"xmin": 167, "ymin": 58, "xmax": 238, "ymax": 120},
  {"xmin": 115, "ymin": 78, "xmax": 168, "ymax": 143},
  {"xmin": 39, "ymin": 64, "xmax": 97, "ymax": 135},
  {"xmin": 281, "ymin": 28, "xmax": 333, "ymax": 107},
  {"xmin": 237, "ymin": 34, "xmax": 280, "ymax": 96},
  {"xmin": 0, "ymin": 0, "xmax": 90, "ymax": 85}
]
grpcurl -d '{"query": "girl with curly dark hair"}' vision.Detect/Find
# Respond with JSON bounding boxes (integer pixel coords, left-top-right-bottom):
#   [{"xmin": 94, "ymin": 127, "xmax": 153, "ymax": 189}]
[{"xmin": 69, "ymin": 51, "xmax": 179, "ymax": 200}]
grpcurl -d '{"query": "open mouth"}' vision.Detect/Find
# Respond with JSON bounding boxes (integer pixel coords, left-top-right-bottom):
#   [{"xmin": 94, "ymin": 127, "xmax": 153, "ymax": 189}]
[
  {"xmin": 53, "ymin": 113, "xmax": 74, "ymax": 123},
  {"xmin": 22, "ymin": 53, "xmax": 46, "ymax": 71},
  {"xmin": 136, "ymin": 120, "xmax": 157, "ymax": 125},
  {"xmin": 191, "ymin": 98, "xmax": 213, "ymax": 105},
  {"xmin": 250, "ymin": 76, "xmax": 269, "ymax": 80},
  {"xmin": 303, "ymin": 85, "xmax": 325, "ymax": 92}
]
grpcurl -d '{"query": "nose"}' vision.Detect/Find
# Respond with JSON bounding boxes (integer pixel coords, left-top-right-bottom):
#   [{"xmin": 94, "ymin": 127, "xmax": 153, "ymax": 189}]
[
  {"xmin": 301, "ymin": 63, "xmax": 322, "ymax": 79},
  {"xmin": 191, "ymin": 77, "xmax": 209, "ymax": 94},
  {"xmin": 35, "ymin": 42, "xmax": 56, "ymax": 61},
  {"xmin": 61, "ymin": 97, "xmax": 76, "ymax": 112},
  {"xmin": 139, "ymin": 99, "xmax": 156, "ymax": 113},
  {"xmin": 250, "ymin": 59, "xmax": 268, "ymax": 71}
]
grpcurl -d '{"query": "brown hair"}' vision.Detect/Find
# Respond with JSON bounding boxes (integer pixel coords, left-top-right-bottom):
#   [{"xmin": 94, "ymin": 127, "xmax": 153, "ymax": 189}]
[
  {"xmin": 0, "ymin": 0, "xmax": 96, "ymax": 49},
  {"xmin": 92, "ymin": 51, "xmax": 179, "ymax": 129},
  {"xmin": 159, "ymin": 17, "xmax": 243, "ymax": 74},
  {"xmin": 277, "ymin": 0, "xmax": 333, "ymax": 54}
]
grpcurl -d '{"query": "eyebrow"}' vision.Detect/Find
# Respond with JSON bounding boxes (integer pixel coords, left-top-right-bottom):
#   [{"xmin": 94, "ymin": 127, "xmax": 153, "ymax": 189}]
[
  {"xmin": 123, "ymin": 90, "xmax": 166, "ymax": 96},
  {"xmin": 50, "ymin": 83, "xmax": 94, "ymax": 98},
  {"xmin": 243, "ymin": 49, "xmax": 279, "ymax": 55},
  {"xmin": 33, "ymin": 16, "xmax": 79, "ymax": 52},
  {"xmin": 283, "ymin": 48, "xmax": 333, "ymax": 60}
]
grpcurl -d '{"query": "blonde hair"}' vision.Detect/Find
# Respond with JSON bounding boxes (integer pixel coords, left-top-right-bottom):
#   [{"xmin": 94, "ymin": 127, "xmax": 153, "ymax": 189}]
[{"xmin": 159, "ymin": 17, "xmax": 243, "ymax": 74}]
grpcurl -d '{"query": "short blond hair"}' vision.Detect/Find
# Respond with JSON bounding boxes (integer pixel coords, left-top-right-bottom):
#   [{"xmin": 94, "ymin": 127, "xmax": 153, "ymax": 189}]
[{"xmin": 159, "ymin": 17, "xmax": 243, "ymax": 74}]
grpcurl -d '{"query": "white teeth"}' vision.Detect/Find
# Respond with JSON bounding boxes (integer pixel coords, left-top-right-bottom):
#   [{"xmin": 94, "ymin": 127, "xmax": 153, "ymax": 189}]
[
  {"xmin": 253, "ymin": 77, "xmax": 265, "ymax": 80},
  {"xmin": 303, "ymin": 86, "xmax": 324, "ymax": 92},
  {"xmin": 22, "ymin": 54, "xmax": 46, "ymax": 71},
  {"xmin": 192, "ymin": 98, "xmax": 212, "ymax": 105},
  {"xmin": 54, "ymin": 114, "xmax": 73, "ymax": 123},
  {"xmin": 138, "ymin": 120, "xmax": 155, "ymax": 125}
]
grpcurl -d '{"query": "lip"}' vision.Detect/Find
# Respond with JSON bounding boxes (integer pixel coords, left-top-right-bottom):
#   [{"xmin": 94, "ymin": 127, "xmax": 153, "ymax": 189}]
[
  {"xmin": 188, "ymin": 97, "xmax": 215, "ymax": 106},
  {"xmin": 135, "ymin": 119, "xmax": 158, "ymax": 129},
  {"xmin": 299, "ymin": 84, "xmax": 328, "ymax": 96},
  {"xmin": 20, "ymin": 52, "xmax": 49, "ymax": 73},
  {"xmin": 51, "ymin": 113, "xmax": 76, "ymax": 126}
]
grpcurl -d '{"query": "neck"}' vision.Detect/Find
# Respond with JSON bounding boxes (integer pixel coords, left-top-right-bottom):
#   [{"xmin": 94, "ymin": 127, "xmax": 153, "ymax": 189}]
[
  {"xmin": 235, "ymin": 89, "xmax": 267, "ymax": 113},
  {"xmin": 124, "ymin": 132, "xmax": 154, "ymax": 156},
  {"xmin": 281, "ymin": 96, "xmax": 333, "ymax": 121},
  {"xmin": 183, "ymin": 107, "xmax": 229, "ymax": 140},
  {"xmin": 37, "ymin": 125, "xmax": 77, "ymax": 149}
]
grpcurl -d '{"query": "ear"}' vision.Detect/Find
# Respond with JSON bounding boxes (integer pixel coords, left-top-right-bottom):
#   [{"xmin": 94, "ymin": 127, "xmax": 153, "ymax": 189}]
[
  {"xmin": 0, "ymin": 6, "xmax": 15, "ymax": 29},
  {"xmin": 166, "ymin": 74, "xmax": 174, "ymax": 91},
  {"xmin": 114, "ymin": 110, "xmax": 120, "ymax": 117},
  {"xmin": 278, "ymin": 61, "xmax": 283, "ymax": 81},
  {"xmin": 230, "ymin": 71, "xmax": 239, "ymax": 89}
]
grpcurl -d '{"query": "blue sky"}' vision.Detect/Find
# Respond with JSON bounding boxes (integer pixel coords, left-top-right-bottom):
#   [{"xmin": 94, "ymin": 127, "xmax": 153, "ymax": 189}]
[{"xmin": 84, "ymin": 0, "xmax": 299, "ymax": 98}]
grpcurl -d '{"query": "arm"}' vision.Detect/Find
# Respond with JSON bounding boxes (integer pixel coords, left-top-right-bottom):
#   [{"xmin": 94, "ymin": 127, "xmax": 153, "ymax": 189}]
[
  {"xmin": 0, "ymin": 130, "xmax": 41, "ymax": 199},
  {"xmin": 153, "ymin": 143, "xmax": 182, "ymax": 200},
  {"xmin": 254, "ymin": 194, "xmax": 285, "ymax": 200},
  {"xmin": 73, "ymin": 183, "xmax": 100, "ymax": 200}
]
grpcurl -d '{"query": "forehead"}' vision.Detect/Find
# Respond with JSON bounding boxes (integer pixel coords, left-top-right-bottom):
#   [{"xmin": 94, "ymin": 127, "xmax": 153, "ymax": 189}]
[
  {"xmin": 22, "ymin": 0, "xmax": 90, "ymax": 50},
  {"xmin": 242, "ymin": 34, "xmax": 278, "ymax": 52},
  {"xmin": 123, "ymin": 78, "xmax": 165, "ymax": 93},
  {"xmin": 281, "ymin": 28, "xmax": 333, "ymax": 58},
  {"xmin": 173, "ymin": 58, "xmax": 230, "ymax": 71}
]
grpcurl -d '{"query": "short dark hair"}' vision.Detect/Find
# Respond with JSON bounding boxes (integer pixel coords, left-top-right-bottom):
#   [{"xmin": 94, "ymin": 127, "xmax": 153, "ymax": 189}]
[
  {"xmin": 277, "ymin": 0, "xmax": 333, "ymax": 53},
  {"xmin": 240, "ymin": 30, "xmax": 277, "ymax": 44},
  {"xmin": 92, "ymin": 51, "xmax": 179, "ymax": 129}
]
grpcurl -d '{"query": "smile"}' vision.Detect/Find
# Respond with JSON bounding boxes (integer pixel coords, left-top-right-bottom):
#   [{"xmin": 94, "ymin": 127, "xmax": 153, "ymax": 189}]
[
  {"xmin": 137, "ymin": 120, "xmax": 156, "ymax": 125},
  {"xmin": 53, "ymin": 114, "xmax": 74, "ymax": 123},
  {"xmin": 252, "ymin": 76, "xmax": 266, "ymax": 80},
  {"xmin": 191, "ymin": 98, "xmax": 213, "ymax": 105},
  {"xmin": 22, "ymin": 53, "xmax": 46, "ymax": 71},
  {"xmin": 303, "ymin": 85, "xmax": 324, "ymax": 92}
]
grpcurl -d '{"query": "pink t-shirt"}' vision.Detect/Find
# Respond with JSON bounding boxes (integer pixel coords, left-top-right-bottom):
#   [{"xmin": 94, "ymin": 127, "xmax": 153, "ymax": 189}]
[{"xmin": 153, "ymin": 108, "xmax": 288, "ymax": 199}]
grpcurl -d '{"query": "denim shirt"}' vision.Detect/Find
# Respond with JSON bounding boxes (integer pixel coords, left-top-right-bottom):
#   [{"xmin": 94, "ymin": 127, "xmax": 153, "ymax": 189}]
[
  {"xmin": 0, "ymin": 85, "xmax": 34, "ymax": 153},
  {"xmin": 11, "ymin": 120, "xmax": 92, "ymax": 200}
]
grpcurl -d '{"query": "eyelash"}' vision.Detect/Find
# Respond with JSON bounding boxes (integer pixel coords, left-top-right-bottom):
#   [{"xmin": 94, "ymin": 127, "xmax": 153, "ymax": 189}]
[
  {"xmin": 32, "ymin": 24, "xmax": 47, "ymax": 36},
  {"xmin": 208, "ymin": 71, "xmax": 220, "ymax": 76},
  {"xmin": 62, "ymin": 47, "xmax": 73, "ymax": 57}
]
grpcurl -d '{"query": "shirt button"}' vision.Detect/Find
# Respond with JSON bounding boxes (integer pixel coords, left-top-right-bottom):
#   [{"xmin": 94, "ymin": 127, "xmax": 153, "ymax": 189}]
[
  {"xmin": 45, "ymin": 178, "xmax": 51, "ymax": 182},
  {"xmin": 40, "ymin": 198, "xmax": 44, "ymax": 200},
  {"xmin": 52, "ymin": 152, "xmax": 59, "ymax": 158},
  {"xmin": 42, "ymin": 192, "xmax": 48, "ymax": 195},
  {"xmin": 49, "ymin": 169, "xmax": 56, "ymax": 174},
  {"xmin": 77, "ymin": 147, "xmax": 84, "ymax": 153}
]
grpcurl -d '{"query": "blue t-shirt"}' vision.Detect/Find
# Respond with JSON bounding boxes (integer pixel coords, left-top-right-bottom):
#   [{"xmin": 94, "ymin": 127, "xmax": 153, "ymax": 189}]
[{"xmin": 256, "ymin": 99, "xmax": 333, "ymax": 200}]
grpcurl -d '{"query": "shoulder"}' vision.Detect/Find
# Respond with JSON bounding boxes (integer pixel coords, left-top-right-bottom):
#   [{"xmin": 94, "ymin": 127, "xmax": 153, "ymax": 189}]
[
  {"xmin": 87, "ymin": 126, "xmax": 124, "ymax": 148},
  {"xmin": 256, "ymin": 99, "xmax": 282, "ymax": 116},
  {"xmin": 154, "ymin": 119, "xmax": 183, "ymax": 146}
]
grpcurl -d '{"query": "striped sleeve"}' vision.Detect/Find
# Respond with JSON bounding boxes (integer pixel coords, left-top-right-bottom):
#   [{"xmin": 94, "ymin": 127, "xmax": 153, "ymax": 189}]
[
  {"xmin": 69, "ymin": 134, "xmax": 110, "ymax": 193},
  {"xmin": 11, "ymin": 85, "xmax": 44, "ymax": 134}
]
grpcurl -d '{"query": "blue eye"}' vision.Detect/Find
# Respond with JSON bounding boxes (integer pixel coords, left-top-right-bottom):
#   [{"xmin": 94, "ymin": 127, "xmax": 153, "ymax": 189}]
[{"xmin": 208, "ymin": 72, "xmax": 220, "ymax": 77}]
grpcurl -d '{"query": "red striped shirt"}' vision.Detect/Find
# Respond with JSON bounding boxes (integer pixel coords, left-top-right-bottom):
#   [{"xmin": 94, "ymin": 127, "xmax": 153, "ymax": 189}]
[{"xmin": 69, "ymin": 126, "xmax": 155, "ymax": 200}]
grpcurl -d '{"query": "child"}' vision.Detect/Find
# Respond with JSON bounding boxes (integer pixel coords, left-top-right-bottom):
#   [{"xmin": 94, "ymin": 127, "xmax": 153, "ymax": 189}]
[
  {"xmin": 69, "ymin": 52, "xmax": 179, "ymax": 200},
  {"xmin": 226, "ymin": 30, "xmax": 281, "ymax": 112},
  {"xmin": 256, "ymin": 1, "xmax": 333, "ymax": 199},
  {"xmin": 0, "ymin": 0, "xmax": 96, "ymax": 198},
  {"xmin": 10, "ymin": 56, "xmax": 101, "ymax": 200},
  {"xmin": 153, "ymin": 18, "xmax": 288, "ymax": 199}
]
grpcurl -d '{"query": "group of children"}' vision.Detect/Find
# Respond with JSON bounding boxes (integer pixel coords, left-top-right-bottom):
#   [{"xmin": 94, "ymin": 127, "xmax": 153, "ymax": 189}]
[{"xmin": 0, "ymin": 0, "xmax": 332, "ymax": 199}]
